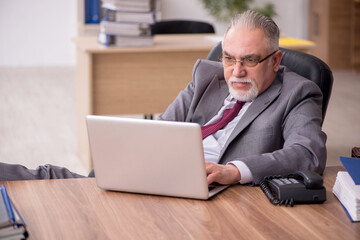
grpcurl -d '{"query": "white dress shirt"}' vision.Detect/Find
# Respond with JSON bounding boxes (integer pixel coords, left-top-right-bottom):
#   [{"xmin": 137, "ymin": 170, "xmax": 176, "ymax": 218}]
[{"xmin": 202, "ymin": 95, "xmax": 253, "ymax": 184}]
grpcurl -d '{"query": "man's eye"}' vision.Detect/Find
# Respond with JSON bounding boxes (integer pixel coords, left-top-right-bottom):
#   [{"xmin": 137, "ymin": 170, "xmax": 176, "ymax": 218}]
[
  {"xmin": 224, "ymin": 57, "xmax": 234, "ymax": 62},
  {"xmin": 245, "ymin": 58, "xmax": 258, "ymax": 63}
]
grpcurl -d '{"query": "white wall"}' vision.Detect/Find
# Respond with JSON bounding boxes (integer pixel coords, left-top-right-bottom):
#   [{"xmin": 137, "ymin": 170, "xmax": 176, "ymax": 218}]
[
  {"xmin": 0, "ymin": 0, "xmax": 77, "ymax": 66},
  {"xmin": 0, "ymin": 0, "xmax": 308, "ymax": 67}
]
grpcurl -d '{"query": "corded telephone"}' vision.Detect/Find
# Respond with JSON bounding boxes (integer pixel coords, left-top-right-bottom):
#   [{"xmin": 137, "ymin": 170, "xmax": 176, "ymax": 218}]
[{"xmin": 259, "ymin": 170, "xmax": 326, "ymax": 207}]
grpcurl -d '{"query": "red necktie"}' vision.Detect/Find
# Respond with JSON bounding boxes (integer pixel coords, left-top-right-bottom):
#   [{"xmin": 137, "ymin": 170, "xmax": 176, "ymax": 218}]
[{"xmin": 201, "ymin": 101, "xmax": 245, "ymax": 139}]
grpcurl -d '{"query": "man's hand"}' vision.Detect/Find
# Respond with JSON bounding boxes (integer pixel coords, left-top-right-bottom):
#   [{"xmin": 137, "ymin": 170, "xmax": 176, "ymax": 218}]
[{"xmin": 205, "ymin": 161, "xmax": 241, "ymax": 185}]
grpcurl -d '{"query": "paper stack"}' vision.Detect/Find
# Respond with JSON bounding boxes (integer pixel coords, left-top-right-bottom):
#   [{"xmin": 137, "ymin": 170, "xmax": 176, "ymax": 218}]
[
  {"xmin": 332, "ymin": 156, "xmax": 360, "ymax": 222},
  {"xmin": 98, "ymin": 0, "xmax": 157, "ymax": 47},
  {"xmin": 333, "ymin": 171, "xmax": 360, "ymax": 221}
]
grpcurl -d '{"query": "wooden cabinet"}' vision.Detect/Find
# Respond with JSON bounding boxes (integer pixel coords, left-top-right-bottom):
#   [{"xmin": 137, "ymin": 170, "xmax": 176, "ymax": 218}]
[
  {"xmin": 309, "ymin": 0, "xmax": 360, "ymax": 71},
  {"xmin": 352, "ymin": 1, "xmax": 360, "ymax": 71}
]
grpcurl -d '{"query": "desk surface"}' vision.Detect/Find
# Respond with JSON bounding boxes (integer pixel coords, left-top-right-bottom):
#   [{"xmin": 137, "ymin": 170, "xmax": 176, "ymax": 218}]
[
  {"xmin": 73, "ymin": 34, "xmax": 218, "ymax": 53},
  {"xmin": 1, "ymin": 166, "xmax": 359, "ymax": 239},
  {"xmin": 73, "ymin": 34, "xmax": 315, "ymax": 53}
]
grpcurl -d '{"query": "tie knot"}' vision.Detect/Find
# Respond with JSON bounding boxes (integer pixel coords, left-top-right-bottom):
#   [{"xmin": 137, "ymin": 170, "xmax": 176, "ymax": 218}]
[
  {"xmin": 235, "ymin": 100, "xmax": 245, "ymax": 108},
  {"xmin": 201, "ymin": 100, "xmax": 245, "ymax": 139}
]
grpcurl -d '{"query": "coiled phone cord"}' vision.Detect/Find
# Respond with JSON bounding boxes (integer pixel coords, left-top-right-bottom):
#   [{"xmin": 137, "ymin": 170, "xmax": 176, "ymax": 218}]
[{"xmin": 259, "ymin": 175, "xmax": 295, "ymax": 207}]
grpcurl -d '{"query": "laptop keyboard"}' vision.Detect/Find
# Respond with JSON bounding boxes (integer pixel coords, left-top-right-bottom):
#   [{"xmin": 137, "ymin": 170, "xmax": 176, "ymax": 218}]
[{"xmin": 208, "ymin": 182, "xmax": 224, "ymax": 191}]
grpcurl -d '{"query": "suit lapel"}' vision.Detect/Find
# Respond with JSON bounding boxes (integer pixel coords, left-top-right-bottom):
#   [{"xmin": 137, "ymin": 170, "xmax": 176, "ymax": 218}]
[
  {"xmin": 195, "ymin": 75, "xmax": 229, "ymax": 125},
  {"xmin": 219, "ymin": 76, "xmax": 282, "ymax": 159}
]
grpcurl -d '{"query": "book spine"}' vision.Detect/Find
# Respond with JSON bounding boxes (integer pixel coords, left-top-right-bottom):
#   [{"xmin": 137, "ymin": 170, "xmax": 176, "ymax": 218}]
[
  {"xmin": 98, "ymin": 32, "xmax": 114, "ymax": 46},
  {"xmin": 101, "ymin": 0, "xmax": 155, "ymax": 13},
  {"xmin": 85, "ymin": 0, "xmax": 101, "ymax": 24},
  {"xmin": 102, "ymin": 8, "xmax": 155, "ymax": 24},
  {"xmin": 100, "ymin": 22, "xmax": 151, "ymax": 36},
  {"xmin": 102, "ymin": 9, "xmax": 116, "ymax": 22}
]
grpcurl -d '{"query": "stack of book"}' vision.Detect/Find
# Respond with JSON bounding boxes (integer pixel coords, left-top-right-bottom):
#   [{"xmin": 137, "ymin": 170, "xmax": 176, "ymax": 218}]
[
  {"xmin": 98, "ymin": 0, "xmax": 156, "ymax": 47},
  {"xmin": 0, "ymin": 185, "xmax": 28, "ymax": 239},
  {"xmin": 332, "ymin": 156, "xmax": 360, "ymax": 222}
]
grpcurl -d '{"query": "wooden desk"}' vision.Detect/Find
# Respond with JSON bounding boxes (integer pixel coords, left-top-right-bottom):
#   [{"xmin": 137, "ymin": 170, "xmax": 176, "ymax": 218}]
[
  {"xmin": 73, "ymin": 34, "xmax": 315, "ymax": 170},
  {"xmin": 1, "ymin": 166, "xmax": 359, "ymax": 239}
]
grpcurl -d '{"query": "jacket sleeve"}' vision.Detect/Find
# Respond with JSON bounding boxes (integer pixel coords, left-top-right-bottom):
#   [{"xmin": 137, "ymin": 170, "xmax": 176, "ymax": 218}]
[{"xmin": 240, "ymin": 80, "xmax": 327, "ymax": 184}]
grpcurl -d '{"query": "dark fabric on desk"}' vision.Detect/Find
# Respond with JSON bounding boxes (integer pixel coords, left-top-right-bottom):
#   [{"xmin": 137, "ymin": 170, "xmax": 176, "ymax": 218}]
[{"xmin": 0, "ymin": 162, "xmax": 85, "ymax": 181}]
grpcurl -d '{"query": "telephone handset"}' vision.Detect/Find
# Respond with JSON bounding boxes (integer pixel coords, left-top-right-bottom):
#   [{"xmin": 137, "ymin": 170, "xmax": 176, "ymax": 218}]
[{"xmin": 259, "ymin": 170, "xmax": 326, "ymax": 207}]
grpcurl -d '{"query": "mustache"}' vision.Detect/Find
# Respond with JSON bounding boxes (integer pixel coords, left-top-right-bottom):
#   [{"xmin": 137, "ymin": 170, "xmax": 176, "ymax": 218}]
[{"xmin": 229, "ymin": 77, "xmax": 253, "ymax": 84}]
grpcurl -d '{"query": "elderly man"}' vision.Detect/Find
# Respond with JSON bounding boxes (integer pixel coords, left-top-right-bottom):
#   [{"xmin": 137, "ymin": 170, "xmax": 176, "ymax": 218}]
[
  {"xmin": 0, "ymin": 10, "xmax": 326, "ymax": 183},
  {"xmin": 158, "ymin": 10, "xmax": 326, "ymax": 185}
]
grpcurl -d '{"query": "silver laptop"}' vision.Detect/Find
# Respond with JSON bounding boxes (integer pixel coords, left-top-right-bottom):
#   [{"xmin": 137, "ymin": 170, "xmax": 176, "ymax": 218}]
[{"xmin": 86, "ymin": 115, "xmax": 229, "ymax": 200}]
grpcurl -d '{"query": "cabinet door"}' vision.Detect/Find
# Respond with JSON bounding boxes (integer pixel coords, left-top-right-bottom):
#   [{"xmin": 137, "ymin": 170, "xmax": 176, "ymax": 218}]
[
  {"xmin": 309, "ymin": 0, "xmax": 330, "ymax": 64},
  {"xmin": 328, "ymin": 0, "xmax": 352, "ymax": 69}
]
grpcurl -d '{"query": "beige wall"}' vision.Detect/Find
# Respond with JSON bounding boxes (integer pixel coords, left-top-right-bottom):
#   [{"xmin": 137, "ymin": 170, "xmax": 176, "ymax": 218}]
[{"xmin": 161, "ymin": 0, "xmax": 309, "ymax": 37}]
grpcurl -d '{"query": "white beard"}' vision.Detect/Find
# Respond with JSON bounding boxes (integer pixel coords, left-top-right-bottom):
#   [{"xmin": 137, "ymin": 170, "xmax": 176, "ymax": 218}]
[{"xmin": 228, "ymin": 77, "xmax": 259, "ymax": 102}]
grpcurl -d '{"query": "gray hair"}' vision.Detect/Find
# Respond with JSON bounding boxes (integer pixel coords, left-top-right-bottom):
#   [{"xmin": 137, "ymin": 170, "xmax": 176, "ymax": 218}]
[{"xmin": 225, "ymin": 10, "xmax": 280, "ymax": 52}]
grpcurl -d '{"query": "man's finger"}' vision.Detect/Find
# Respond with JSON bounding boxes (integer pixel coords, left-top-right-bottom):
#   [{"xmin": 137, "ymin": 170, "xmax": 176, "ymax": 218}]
[
  {"xmin": 206, "ymin": 172, "xmax": 216, "ymax": 184},
  {"xmin": 205, "ymin": 161, "xmax": 215, "ymax": 174}
]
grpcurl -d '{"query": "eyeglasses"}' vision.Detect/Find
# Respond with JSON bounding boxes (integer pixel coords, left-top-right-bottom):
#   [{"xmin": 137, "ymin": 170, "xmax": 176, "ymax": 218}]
[{"xmin": 219, "ymin": 50, "xmax": 278, "ymax": 68}]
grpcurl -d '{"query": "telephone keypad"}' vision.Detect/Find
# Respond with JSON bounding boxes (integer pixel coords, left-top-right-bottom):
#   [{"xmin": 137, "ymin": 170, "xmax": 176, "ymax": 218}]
[{"xmin": 273, "ymin": 178, "xmax": 299, "ymax": 185}]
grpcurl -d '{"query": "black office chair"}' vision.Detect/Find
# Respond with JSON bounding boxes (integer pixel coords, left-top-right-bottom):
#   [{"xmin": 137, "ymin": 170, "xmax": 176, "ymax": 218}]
[
  {"xmin": 151, "ymin": 20, "xmax": 215, "ymax": 35},
  {"xmin": 206, "ymin": 41, "xmax": 334, "ymax": 124}
]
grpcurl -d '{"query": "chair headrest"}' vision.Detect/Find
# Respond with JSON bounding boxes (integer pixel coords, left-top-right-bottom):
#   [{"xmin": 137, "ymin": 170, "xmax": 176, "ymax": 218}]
[{"xmin": 280, "ymin": 47, "xmax": 333, "ymax": 120}]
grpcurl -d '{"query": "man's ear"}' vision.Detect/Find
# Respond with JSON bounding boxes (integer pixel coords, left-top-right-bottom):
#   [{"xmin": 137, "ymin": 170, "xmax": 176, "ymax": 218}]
[{"xmin": 272, "ymin": 50, "xmax": 283, "ymax": 72}]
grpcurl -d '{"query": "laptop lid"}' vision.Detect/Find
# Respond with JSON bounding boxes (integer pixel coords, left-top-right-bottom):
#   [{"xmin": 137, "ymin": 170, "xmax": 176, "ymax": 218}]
[{"xmin": 86, "ymin": 115, "xmax": 228, "ymax": 200}]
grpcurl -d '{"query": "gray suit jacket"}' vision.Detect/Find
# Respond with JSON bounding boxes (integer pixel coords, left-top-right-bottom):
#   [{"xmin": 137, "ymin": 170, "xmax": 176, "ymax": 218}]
[{"xmin": 159, "ymin": 59, "xmax": 327, "ymax": 184}]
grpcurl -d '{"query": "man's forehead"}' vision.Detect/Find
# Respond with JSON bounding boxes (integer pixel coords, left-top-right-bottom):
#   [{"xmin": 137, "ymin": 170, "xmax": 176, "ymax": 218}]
[{"xmin": 223, "ymin": 27, "xmax": 268, "ymax": 56}]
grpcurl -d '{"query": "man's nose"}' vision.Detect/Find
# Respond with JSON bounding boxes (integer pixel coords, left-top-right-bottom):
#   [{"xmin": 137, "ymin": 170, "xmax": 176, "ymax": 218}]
[{"xmin": 232, "ymin": 61, "xmax": 246, "ymax": 77}]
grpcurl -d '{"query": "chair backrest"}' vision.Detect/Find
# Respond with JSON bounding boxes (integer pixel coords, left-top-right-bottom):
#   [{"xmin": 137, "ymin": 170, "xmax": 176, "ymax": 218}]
[
  {"xmin": 206, "ymin": 41, "xmax": 334, "ymax": 124},
  {"xmin": 151, "ymin": 20, "xmax": 215, "ymax": 35}
]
